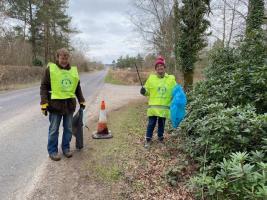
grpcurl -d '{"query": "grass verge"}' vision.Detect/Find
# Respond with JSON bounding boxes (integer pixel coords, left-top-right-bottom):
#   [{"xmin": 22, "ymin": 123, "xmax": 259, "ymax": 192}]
[
  {"xmin": 0, "ymin": 81, "xmax": 40, "ymax": 92},
  {"xmin": 84, "ymin": 101, "xmax": 195, "ymax": 199}
]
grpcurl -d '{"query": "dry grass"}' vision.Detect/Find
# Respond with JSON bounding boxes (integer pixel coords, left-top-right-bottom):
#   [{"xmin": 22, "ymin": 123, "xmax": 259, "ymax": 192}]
[
  {"xmin": 105, "ymin": 69, "xmax": 151, "ymax": 85},
  {"xmin": 0, "ymin": 39, "xmax": 33, "ymax": 66},
  {"xmin": 106, "ymin": 65, "xmax": 205, "ymax": 87},
  {"xmin": 71, "ymin": 51, "xmax": 104, "ymax": 72},
  {"xmin": 0, "ymin": 65, "xmax": 44, "ymax": 91}
]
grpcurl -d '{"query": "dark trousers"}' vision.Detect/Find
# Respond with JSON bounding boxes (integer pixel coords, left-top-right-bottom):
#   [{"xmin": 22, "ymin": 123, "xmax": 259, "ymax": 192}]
[{"xmin": 146, "ymin": 116, "xmax": 166, "ymax": 141}]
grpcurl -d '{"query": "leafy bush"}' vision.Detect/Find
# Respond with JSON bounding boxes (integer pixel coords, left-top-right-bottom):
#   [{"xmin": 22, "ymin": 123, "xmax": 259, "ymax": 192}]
[
  {"xmin": 191, "ymin": 152, "xmax": 267, "ymax": 200},
  {"xmin": 175, "ymin": 4, "xmax": 267, "ymax": 198},
  {"xmin": 182, "ymin": 105, "xmax": 266, "ymax": 167}
]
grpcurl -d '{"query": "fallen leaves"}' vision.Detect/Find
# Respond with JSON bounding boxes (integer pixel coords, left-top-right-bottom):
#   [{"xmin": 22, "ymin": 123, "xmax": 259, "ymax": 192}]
[{"xmin": 123, "ymin": 134, "xmax": 196, "ymax": 200}]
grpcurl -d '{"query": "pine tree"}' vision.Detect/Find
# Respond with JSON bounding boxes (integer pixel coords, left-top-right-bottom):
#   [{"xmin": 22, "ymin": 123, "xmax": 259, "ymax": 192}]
[
  {"xmin": 36, "ymin": 0, "xmax": 74, "ymax": 63},
  {"xmin": 49, "ymin": 0, "xmax": 74, "ymax": 60}
]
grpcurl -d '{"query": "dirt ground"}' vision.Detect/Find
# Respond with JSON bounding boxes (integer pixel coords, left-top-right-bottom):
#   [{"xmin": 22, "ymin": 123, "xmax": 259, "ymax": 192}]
[{"xmin": 23, "ymin": 84, "xmax": 143, "ymax": 200}]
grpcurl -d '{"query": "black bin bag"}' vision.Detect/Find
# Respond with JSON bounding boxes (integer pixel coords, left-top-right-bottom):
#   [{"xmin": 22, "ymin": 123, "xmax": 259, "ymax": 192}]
[{"xmin": 72, "ymin": 108, "xmax": 84, "ymax": 149}]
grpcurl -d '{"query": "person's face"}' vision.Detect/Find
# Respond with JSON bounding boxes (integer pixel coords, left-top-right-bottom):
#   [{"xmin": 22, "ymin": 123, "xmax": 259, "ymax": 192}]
[
  {"xmin": 58, "ymin": 53, "xmax": 70, "ymax": 67},
  {"xmin": 155, "ymin": 64, "xmax": 165, "ymax": 76}
]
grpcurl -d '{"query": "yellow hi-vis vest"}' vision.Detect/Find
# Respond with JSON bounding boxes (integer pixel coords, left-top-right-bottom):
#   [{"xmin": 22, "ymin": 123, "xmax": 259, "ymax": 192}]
[
  {"xmin": 49, "ymin": 62, "xmax": 79, "ymax": 100},
  {"xmin": 144, "ymin": 73, "xmax": 176, "ymax": 118}
]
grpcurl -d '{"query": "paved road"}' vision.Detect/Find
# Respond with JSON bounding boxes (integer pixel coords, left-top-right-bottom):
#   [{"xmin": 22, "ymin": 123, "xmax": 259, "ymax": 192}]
[{"xmin": 0, "ymin": 70, "xmax": 107, "ymax": 200}]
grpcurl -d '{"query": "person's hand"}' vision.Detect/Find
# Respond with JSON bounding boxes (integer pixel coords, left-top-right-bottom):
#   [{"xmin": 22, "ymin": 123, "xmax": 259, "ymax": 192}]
[
  {"xmin": 41, "ymin": 103, "xmax": 48, "ymax": 116},
  {"xmin": 140, "ymin": 87, "xmax": 146, "ymax": 96},
  {"xmin": 80, "ymin": 102, "xmax": 86, "ymax": 110}
]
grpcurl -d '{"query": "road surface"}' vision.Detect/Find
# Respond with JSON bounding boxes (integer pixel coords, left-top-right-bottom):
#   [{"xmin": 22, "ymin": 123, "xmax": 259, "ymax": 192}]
[{"xmin": 0, "ymin": 70, "xmax": 107, "ymax": 200}]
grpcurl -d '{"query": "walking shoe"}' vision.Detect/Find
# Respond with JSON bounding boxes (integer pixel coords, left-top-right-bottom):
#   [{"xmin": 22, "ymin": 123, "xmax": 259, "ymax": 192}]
[
  {"xmin": 49, "ymin": 153, "xmax": 61, "ymax": 161},
  {"xmin": 158, "ymin": 137, "xmax": 164, "ymax": 142},
  {"xmin": 63, "ymin": 150, "xmax": 73, "ymax": 158},
  {"xmin": 144, "ymin": 141, "xmax": 152, "ymax": 149}
]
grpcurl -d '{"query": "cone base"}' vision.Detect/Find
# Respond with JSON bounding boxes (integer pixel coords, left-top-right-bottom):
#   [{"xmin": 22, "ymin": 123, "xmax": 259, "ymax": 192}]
[{"xmin": 92, "ymin": 130, "xmax": 113, "ymax": 139}]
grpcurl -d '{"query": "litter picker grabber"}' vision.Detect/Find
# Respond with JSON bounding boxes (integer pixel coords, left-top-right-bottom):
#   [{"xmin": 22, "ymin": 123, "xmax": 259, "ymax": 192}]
[{"xmin": 134, "ymin": 63, "xmax": 143, "ymax": 87}]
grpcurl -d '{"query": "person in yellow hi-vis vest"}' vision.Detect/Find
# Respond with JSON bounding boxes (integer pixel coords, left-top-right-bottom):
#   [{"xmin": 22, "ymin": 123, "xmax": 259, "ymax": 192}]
[
  {"xmin": 140, "ymin": 56, "xmax": 176, "ymax": 149},
  {"xmin": 40, "ymin": 48, "xmax": 86, "ymax": 161}
]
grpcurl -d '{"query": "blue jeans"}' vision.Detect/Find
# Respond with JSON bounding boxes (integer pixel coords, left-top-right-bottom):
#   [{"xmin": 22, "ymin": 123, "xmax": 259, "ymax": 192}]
[
  {"xmin": 48, "ymin": 113, "xmax": 73, "ymax": 155},
  {"xmin": 146, "ymin": 116, "xmax": 166, "ymax": 141}
]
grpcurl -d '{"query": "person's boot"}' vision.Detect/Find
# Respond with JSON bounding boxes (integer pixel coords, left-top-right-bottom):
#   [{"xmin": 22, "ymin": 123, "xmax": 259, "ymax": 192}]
[
  {"xmin": 144, "ymin": 140, "xmax": 152, "ymax": 149},
  {"xmin": 63, "ymin": 150, "xmax": 73, "ymax": 158},
  {"xmin": 158, "ymin": 137, "xmax": 165, "ymax": 146},
  {"xmin": 49, "ymin": 153, "xmax": 61, "ymax": 161}
]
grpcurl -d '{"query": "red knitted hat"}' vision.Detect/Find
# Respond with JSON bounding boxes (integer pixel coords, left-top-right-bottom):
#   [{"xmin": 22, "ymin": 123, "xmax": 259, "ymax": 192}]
[{"xmin": 155, "ymin": 56, "xmax": 166, "ymax": 68}]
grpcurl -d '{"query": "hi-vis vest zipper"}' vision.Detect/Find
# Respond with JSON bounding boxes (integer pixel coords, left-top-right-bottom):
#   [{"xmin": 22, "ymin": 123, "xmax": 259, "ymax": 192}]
[{"xmin": 49, "ymin": 62, "xmax": 79, "ymax": 99}]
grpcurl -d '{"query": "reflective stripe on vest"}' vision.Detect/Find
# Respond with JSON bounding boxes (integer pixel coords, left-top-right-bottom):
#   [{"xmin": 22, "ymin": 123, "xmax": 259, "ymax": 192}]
[
  {"xmin": 49, "ymin": 62, "xmax": 79, "ymax": 99},
  {"xmin": 148, "ymin": 105, "xmax": 170, "ymax": 109}
]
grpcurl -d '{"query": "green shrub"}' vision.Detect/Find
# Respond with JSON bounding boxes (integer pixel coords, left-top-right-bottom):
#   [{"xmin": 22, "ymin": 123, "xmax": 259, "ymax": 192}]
[
  {"xmin": 191, "ymin": 152, "xmax": 267, "ymax": 200},
  {"xmin": 173, "ymin": 2, "xmax": 267, "ymax": 199},
  {"xmin": 165, "ymin": 159, "xmax": 189, "ymax": 186},
  {"xmin": 180, "ymin": 46, "xmax": 267, "ymax": 168},
  {"xmin": 182, "ymin": 105, "xmax": 267, "ymax": 167}
]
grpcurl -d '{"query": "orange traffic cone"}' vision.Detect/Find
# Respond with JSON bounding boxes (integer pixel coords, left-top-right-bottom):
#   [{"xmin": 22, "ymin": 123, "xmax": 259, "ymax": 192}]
[{"xmin": 92, "ymin": 100, "xmax": 113, "ymax": 139}]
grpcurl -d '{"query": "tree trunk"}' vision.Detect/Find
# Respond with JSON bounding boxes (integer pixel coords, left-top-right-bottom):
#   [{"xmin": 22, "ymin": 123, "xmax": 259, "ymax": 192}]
[
  {"xmin": 222, "ymin": 0, "xmax": 226, "ymax": 46},
  {"xmin": 183, "ymin": 69, "xmax": 194, "ymax": 92},
  {"xmin": 28, "ymin": 0, "xmax": 36, "ymax": 61},
  {"xmin": 52, "ymin": 21, "xmax": 57, "ymax": 62},
  {"xmin": 44, "ymin": 0, "xmax": 49, "ymax": 64},
  {"xmin": 264, "ymin": 7, "xmax": 267, "ymax": 43},
  {"xmin": 23, "ymin": 13, "xmax": 27, "ymax": 40},
  {"xmin": 227, "ymin": 1, "xmax": 237, "ymax": 47},
  {"xmin": 44, "ymin": 23, "xmax": 49, "ymax": 63}
]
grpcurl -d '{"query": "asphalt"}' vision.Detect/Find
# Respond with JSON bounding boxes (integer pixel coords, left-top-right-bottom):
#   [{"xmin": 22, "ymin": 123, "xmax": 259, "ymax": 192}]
[{"xmin": 0, "ymin": 70, "xmax": 107, "ymax": 200}]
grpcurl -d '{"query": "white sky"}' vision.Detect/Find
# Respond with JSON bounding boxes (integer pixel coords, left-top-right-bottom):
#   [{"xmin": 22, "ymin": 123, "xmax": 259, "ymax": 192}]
[{"xmin": 68, "ymin": 0, "xmax": 144, "ymax": 64}]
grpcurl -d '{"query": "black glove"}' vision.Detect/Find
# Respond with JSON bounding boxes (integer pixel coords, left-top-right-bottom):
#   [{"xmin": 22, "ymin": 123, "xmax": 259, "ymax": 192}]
[
  {"xmin": 140, "ymin": 87, "xmax": 146, "ymax": 96},
  {"xmin": 80, "ymin": 102, "xmax": 86, "ymax": 110}
]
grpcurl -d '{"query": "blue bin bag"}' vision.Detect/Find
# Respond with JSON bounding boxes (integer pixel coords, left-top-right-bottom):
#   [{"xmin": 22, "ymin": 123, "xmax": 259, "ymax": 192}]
[{"xmin": 170, "ymin": 85, "xmax": 187, "ymax": 128}]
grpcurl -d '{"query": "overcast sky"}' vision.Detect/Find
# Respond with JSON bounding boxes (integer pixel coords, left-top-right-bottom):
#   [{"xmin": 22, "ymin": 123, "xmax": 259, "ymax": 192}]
[{"xmin": 68, "ymin": 0, "xmax": 144, "ymax": 64}]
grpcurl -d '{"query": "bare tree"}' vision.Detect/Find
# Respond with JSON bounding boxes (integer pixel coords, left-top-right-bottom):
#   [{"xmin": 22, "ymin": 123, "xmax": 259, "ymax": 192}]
[
  {"xmin": 209, "ymin": 0, "xmax": 249, "ymax": 46},
  {"xmin": 130, "ymin": 0, "xmax": 176, "ymax": 70},
  {"xmin": 228, "ymin": 0, "xmax": 238, "ymax": 46},
  {"xmin": 222, "ymin": 0, "xmax": 227, "ymax": 44}
]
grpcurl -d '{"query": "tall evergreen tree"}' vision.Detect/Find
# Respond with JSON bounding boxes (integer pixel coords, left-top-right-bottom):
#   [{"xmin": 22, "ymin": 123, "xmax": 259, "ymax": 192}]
[
  {"xmin": 239, "ymin": 0, "xmax": 266, "ymax": 113},
  {"xmin": 241, "ymin": 0, "xmax": 265, "ymax": 67},
  {"xmin": 36, "ymin": 0, "xmax": 74, "ymax": 63},
  {"xmin": 174, "ymin": 0, "xmax": 210, "ymax": 91},
  {"xmin": 246, "ymin": 0, "xmax": 265, "ymax": 34}
]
